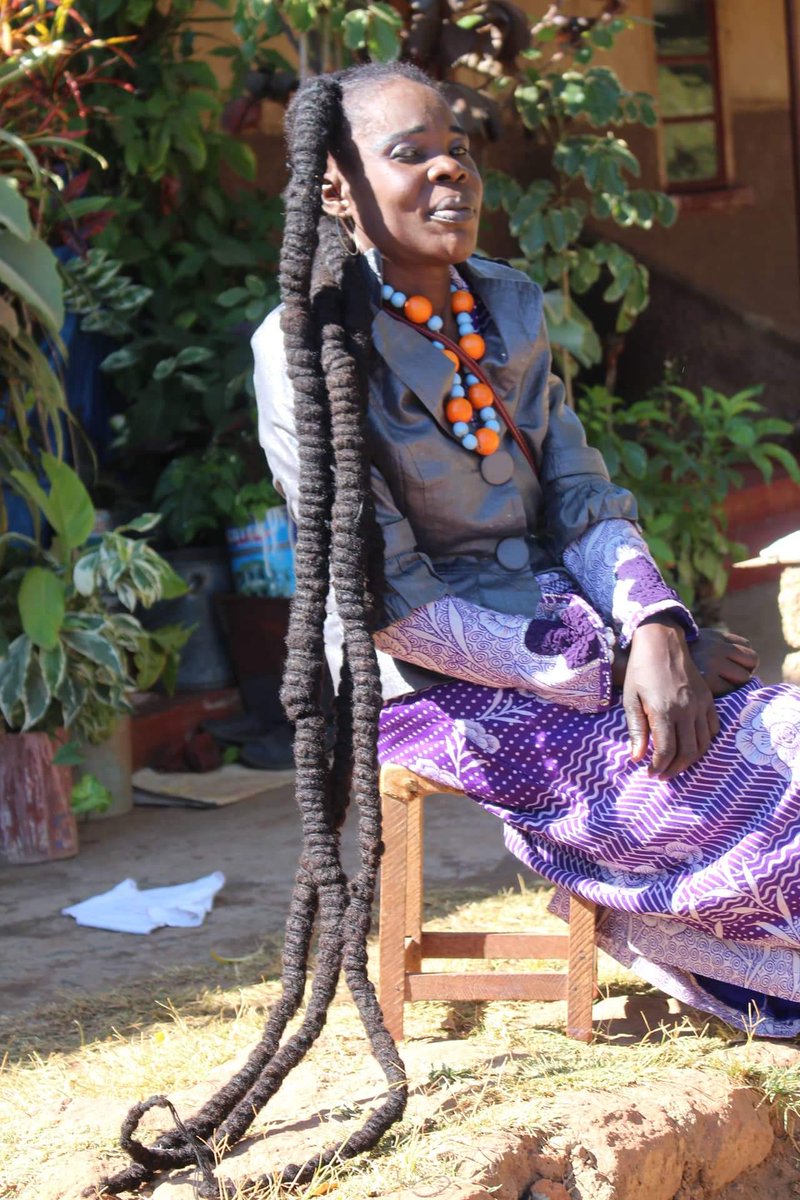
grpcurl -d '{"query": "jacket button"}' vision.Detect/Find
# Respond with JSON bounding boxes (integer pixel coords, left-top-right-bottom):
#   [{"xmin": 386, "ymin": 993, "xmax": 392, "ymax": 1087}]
[
  {"xmin": 481, "ymin": 450, "xmax": 514, "ymax": 485},
  {"xmin": 496, "ymin": 537, "xmax": 529, "ymax": 570}
]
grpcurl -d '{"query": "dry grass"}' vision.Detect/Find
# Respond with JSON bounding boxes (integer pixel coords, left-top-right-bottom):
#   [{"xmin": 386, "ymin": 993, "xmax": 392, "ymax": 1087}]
[{"xmin": 2, "ymin": 880, "xmax": 799, "ymax": 1200}]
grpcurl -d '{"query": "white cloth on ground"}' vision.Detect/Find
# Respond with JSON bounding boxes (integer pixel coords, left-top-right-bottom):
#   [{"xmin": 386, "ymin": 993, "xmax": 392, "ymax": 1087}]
[{"xmin": 61, "ymin": 871, "xmax": 225, "ymax": 934}]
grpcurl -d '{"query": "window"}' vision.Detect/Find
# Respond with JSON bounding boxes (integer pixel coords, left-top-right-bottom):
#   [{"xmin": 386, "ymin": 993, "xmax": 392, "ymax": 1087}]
[{"xmin": 653, "ymin": 0, "xmax": 728, "ymax": 191}]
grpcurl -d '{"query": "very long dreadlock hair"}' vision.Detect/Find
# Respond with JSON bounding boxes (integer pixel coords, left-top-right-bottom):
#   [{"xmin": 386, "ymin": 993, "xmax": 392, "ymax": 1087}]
[{"xmin": 97, "ymin": 60, "xmax": 442, "ymax": 1199}]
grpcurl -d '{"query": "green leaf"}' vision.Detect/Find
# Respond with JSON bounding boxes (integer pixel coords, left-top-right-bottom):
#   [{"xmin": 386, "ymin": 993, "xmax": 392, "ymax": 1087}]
[
  {"xmin": 100, "ymin": 345, "xmax": 142, "ymax": 372},
  {"xmin": 762, "ymin": 443, "xmax": 800, "ymax": 483},
  {"xmin": 516, "ymin": 84, "xmax": 544, "ymax": 129},
  {"xmin": 62, "ymin": 629, "xmax": 125, "ymax": 678},
  {"xmin": 52, "ymin": 738, "xmax": 84, "ymax": 767},
  {"xmin": 18, "ymin": 567, "xmax": 66, "ymax": 650},
  {"xmin": 368, "ymin": 2, "xmax": 403, "ymax": 61},
  {"xmin": 0, "ymin": 230, "xmax": 64, "ymax": 331},
  {"xmin": 40, "ymin": 455, "xmax": 95, "ymax": 550},
  {"xmin": 219, "ymin": 137, "xmax": 257, "ymax": 181},
  {"xmin": 0, "ymin": 635, "xmax": 32, "ymax": 728},
  {"xmin": 343, "ymin": 7, "xmax": 369, "ymax": 48},
  {"xmin": 0, "ymin": 176, "xmax": 33, "ymax": 241},
  {"xmin": 22, "ymin": 652, "xmax": 50, "ymax": 731},
  {"xmin": 41, "ymin": 641, "xmax": 67, "ymax": 696},
  {"xmin": 71, "ymin": 772, "xmax": 113, "ymax": 816},
  {"xmin": 153, "ymin": 356, "xmax": 177, "ymax": 380},
  {"xmin": 619, "ymin": 440, "xmax": 648, "ymax": 479},
  {"xmin": 174, "ymin": 345, "xmax": 215, "ymax": 368}
]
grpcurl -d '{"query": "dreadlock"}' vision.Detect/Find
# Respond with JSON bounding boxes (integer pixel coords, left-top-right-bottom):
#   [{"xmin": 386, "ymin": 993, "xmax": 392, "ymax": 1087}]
[{"xmin": 98, "ymin": 60, "xmax": 440, "ymax": 1198}]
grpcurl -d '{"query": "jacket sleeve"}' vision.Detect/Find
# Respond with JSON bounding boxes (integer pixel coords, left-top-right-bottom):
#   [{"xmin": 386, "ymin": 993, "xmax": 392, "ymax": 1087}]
[
  {"xmin": 252, "ymin": 306, "xmax": 450, "ymax": 627},
  {"xmin": 538, "ymin": 331, "xmax": 638, "ymax": 557}
]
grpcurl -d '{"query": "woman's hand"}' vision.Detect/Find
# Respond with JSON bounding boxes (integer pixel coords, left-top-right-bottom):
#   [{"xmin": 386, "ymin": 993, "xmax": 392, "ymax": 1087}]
[
  {"xmin": 689, "ymin": 628, "xmax": 759, "ymax": 696},
  {"xmin": 623, "ymin": 617, "xmax": 719, "ymax": 780}
]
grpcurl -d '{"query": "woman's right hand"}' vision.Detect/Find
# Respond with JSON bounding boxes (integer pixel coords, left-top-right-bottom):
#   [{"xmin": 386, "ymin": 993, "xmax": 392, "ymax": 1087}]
[{"xmin": 689, "ymin": 628, "xmax": 759, "ymax": 696}]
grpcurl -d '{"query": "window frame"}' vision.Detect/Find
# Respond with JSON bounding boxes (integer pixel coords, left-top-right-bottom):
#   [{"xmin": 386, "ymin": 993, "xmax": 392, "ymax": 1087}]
[{"xmin": 653, "ymin": 0, "xmax": 730, "ymax": 194}]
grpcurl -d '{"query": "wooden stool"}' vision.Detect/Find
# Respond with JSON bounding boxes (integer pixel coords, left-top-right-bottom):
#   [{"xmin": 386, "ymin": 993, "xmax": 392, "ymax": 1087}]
[{"xmin": 378, "ymin": 763, "xmax": 597, "ymax": 1043}]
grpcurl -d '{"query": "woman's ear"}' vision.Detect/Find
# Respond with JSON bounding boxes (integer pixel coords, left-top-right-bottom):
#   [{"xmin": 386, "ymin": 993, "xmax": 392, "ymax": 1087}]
[{"xmin": 321, "ymin": 153, "xmax": 350, "ymax": 217}]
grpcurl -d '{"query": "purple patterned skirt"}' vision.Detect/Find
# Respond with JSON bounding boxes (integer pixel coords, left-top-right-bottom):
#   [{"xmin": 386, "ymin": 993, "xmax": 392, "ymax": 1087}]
[{"xmin": 378, "ymin": 678, "xmax": 800, "ymax": 1037}]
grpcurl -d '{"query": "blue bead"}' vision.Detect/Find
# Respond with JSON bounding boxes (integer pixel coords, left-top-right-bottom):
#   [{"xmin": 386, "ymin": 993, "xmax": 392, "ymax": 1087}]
[
  {"xmin": 452, "ymin": 373, "xmax": 462, "ymax": 386},
  {"xmin": 457, "ymin": 317, "xmax": 474, "ymax": 330},
  {"xmin": 479, "ymin": 406, "xmax": 497, "ymax": 421},
  {"xmin": 461, "ymin": 433, "xmax": 479, "ymax": 451},
  {"xmin": 485, "ymin": 419, "xmax": 501, "ymax": 433},
  {"xmin": 390, "ymin": 291, "xmax": 406, "ymax": 308},
  {"xmin": 381, "ymin": 283, "xmax": 394, "ymax": 301},
  {"xmin": 427, "ymin": 315, "xmax": 443, "ymax": 331},
  {"xmin": 451, "ymin": 385, "xmax": 465, "ymax": 398},
  {"xmin": 452, "ymin": 421, "xmax": 470, "ymax": 437},
  {"xmin": 465, "ymin": 373, "xmax": 478, "ymax": 386},
  {"xmin": 432, "ymin": 340, "xmax": 445, "ymax": 350},
  {"xmin": 450, "ymin": 282, "xmax": 458, "ymax": 292}
]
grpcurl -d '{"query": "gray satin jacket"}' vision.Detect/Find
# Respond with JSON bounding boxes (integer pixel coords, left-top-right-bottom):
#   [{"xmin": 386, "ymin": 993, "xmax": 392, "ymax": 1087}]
[{"xmin": 252, "ymin": 251, "xmax": 636, "ymax": 701}]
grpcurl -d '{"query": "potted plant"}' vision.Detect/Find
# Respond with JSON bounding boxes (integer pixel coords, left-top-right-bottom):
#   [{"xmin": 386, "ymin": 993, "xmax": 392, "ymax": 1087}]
[{"xmin": 0, "ymin": 454, "xmax": 190, "ymax": 863}]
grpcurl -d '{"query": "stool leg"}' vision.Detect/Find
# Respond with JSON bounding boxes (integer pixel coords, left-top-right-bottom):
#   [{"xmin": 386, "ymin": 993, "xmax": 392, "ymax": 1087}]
[
  {"xmin": 379, "ymin": 790, "xmax": 409, "ymax": 1041},
  {"xmin": 567, "ymin": 896, "xmax": 596, "ymax": 1043},
  {"xmin": 405, "ymin": 794, "xmax": 424, "ymax": 974}
]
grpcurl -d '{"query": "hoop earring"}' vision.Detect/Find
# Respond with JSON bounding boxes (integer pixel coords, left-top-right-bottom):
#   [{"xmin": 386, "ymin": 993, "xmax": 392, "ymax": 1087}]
[{"xmin": 335, "ymin": 214, "xmax": 360, "ymax": 257}]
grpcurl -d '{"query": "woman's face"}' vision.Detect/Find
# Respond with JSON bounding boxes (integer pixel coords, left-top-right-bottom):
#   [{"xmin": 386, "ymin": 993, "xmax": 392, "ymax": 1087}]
[{"xmin": 331, "ymin": 78, "xmax": 483, "ymax": 273}]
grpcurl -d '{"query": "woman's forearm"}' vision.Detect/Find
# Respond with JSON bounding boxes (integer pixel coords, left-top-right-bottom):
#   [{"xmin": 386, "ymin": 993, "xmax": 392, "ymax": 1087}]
[{"xmin": 374, "ymin": 592, "xmax": 614, "ymax": 713}]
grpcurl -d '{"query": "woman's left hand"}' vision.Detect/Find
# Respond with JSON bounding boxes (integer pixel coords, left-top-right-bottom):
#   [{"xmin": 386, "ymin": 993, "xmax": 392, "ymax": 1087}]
[{"xmin": 623, "ymin": 617, "xmax": 719, "ymax": 780}]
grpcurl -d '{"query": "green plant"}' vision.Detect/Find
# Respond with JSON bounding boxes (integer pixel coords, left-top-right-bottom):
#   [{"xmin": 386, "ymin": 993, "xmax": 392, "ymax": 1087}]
[
  {"xmin": 0, "ymin": 454, "xmax": 191, "ymax": 744},
  {"xmin": 153, "ymin": 444, "xmax": 283, "ymax": 546},
  {"xmin": 481, "ymin": 32, "xmax": 676, "ymax": 394},
  {"xmin": 71, "ymin": 0, "xmax": 282, "ymax": 510},
  {"xmin": 71, "ymin": 771, "xmax": 114, "ymax": 816},
  {"xmin": 0, "ymin": 0, "xmax": 123, "ymax": 530},
  {"xmin": 576, "ymin": 379, "xmax": 800, "ymax": 620}
]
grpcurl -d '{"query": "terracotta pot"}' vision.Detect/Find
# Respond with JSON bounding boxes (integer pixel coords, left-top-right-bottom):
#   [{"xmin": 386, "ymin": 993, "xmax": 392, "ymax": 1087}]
[{"xmin": 0, "ymin": 731, "xmax": 78, "ymax": 864}]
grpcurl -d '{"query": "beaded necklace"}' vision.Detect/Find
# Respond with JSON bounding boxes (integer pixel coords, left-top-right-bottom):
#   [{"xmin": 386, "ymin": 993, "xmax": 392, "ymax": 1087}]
[{"xmin": 381, "ymin": 278, "xmax": 502, "ymax": 456}]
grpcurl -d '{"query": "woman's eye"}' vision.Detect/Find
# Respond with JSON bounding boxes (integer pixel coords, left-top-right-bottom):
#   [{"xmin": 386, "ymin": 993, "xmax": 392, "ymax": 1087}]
[
  {"xmin": 451, "ymin": 145, "xmax": 469, "ymax": 157},
  {"xmin": 391, "ymin": 147, "xmax": 420, "ymax": 161}
]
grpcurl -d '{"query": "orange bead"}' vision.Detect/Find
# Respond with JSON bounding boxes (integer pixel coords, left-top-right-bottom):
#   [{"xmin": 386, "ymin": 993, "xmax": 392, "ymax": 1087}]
[
  {"xmin": 475, "ymin": 427, "xmax": 501, "ymax": 456},
  {"xmin": 467, "ymin": 382, "xmax": 493, "ymax": 409},
  {"xmin": 404, "ymin": 294, "xmax": 434, "ymax": 324},
  {"xmin": 459, "ymin": 332, "xmax": 485, "ymax": 361},
  {"xmin": 445, "ymin": 397, "xmax": 473, "ymax": 424},
  {"xmin": 442, "ymin": 348, "xmax": 460, "ymax": 370},
  {"xmin": 451, "ymin": 289, "xmax": 475, "ymax": 314}
]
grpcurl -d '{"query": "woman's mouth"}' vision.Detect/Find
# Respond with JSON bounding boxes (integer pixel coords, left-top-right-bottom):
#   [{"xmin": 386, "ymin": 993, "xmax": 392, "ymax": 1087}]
[{"xmin": 429, "ymin": 202, "xmax": 476, "ymax": 224}]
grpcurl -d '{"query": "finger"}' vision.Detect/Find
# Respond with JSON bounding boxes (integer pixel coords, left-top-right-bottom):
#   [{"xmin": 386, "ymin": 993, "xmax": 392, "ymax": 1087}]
[
  {"xmin": 723, "ymin": 632, "xmax": 752, "ymax": 647},
  {"xmin": 718, "ymin": 662, "xmax": 758, "ymax": 686},
  {"xmin": 708, "ymin": 701, "xmax": 720, "ymax": 741},
  {"xmin": 659, "ymin": 716, "xmax": 699, "ymax": 779},
  {"xmin": 694, "ymin": 712, "xmax": 712, "ymax": 760},
  {"xmin": 648, "ymin": 715, "xmax": 677, "ymax": 777},
  {"xmin": 624, "ymin": 693, "xmax": 650, "ymax": 761},
  {"xmin": 725, "ymin": 645, "xmax": 759, "ymax": 669}
]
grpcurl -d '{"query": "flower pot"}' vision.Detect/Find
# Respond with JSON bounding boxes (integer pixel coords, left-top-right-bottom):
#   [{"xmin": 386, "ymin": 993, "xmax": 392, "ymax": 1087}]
[
  {"xmin": 0, "ymin": 731, "xmax": 78, "ymax": 864},
  {"xmin": 225, "ymin": 506, "xmax": 295, "ymax": 597},
  {"xmin": 81, "ymin": 716, "xmax": 134, "ymax": 820},
  {"xmin": 143, "ymin": 546, "xmax": 235, "ymax": 691}
]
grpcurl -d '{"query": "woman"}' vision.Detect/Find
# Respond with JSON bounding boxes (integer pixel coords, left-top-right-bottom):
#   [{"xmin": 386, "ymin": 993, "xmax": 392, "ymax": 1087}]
[{"xmin": 103, "ymin": 61, "xmax": 799, "ymax": 1198}]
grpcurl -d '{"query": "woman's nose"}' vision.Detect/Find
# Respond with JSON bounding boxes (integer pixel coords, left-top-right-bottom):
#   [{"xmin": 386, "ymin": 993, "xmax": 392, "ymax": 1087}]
[{"xmin": 428, "ymin": 154, "xmax": 467, "ymax": 182}]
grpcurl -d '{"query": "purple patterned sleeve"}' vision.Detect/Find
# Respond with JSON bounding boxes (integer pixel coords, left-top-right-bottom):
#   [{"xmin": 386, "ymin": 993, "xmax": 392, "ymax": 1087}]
[
  {"xmin": 374, "ymin": 591, "xmax": 614, "ymax": 713},
  {"xmin": 562, "ymin": 519, "xmax": 698, "ymax": 648}
]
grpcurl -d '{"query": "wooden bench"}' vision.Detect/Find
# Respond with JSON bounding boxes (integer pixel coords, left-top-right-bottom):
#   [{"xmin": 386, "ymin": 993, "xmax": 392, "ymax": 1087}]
[{"xmin": 378, "ymin": 763, "xmax": 597, "ymax": 1042}]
